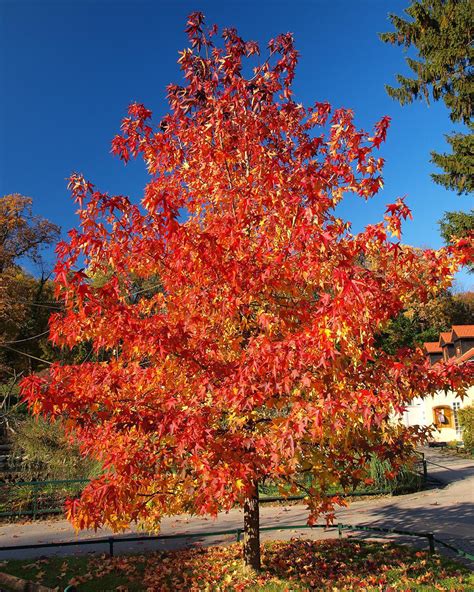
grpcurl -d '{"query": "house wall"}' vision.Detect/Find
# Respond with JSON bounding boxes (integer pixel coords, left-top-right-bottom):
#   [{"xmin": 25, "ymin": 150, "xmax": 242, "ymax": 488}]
[
  {"xmin": 459, "ymin": 338, "xmax": 474, "ymax": 356},
  {"xmin": 401, "ymin": 399, "xmax": 427, "ymax": 428},
  {"xmin": 442, "ymin": 344, "xmax": 455, "ymax": 360},
  {"xmin": 400, "ymin": 386, "xmax": 473, "ymax": 443},
  {"xmin": 428, "ymin": 352, "xmax": 443, "ymax": 364}
]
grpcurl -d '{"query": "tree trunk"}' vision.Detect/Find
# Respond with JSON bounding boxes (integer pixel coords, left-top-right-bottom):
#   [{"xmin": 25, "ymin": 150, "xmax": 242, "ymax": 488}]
[{"xmin": 243, "ymin": 481, "xmax": 261, "ymax": 570}]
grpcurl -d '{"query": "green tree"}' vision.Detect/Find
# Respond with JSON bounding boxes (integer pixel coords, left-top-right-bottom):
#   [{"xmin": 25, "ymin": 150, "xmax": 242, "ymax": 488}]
[
  {"xmin": 439, "ymin": 210, "xmax": 474, "ymax": 271},
  {"xmin": 377, "ymin": 290, "xmax": 474, "ymax": 354},
  {"xmin": 458, "ymin": 405, "xmax": 474, "ymax": 451},
  {"xmin": 380, "ymin": 0, "xmax": 473, "ymax": 194},
  {"xmin": 439, "ymin": 210, "xmax": 474, "ymax": 244}
]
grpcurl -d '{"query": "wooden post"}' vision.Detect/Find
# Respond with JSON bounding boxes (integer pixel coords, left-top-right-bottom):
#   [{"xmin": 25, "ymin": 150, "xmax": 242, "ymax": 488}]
[
  {"xmin": 427, "ymin": 533, "xmax": 435, "ymax": 554},
  {"xmin": 32, "ymin": 482, "xmax": 38, "ymax": 520},
  {"xmin": 243, "ymin": 481, "xmax": 261, "ymax": 570}
]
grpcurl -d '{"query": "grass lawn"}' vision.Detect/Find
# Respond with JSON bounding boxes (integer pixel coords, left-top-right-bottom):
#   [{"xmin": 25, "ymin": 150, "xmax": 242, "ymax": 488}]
[{"xmin": 0, "ymin": 539, "xmax": 472, "ymax": 591}]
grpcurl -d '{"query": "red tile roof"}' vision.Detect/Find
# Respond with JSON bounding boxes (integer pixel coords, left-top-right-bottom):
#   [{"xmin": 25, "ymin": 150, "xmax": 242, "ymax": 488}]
[
  {"xmin": 427, "ymin": 326, "xmax": 474, "ymax": 365},
  {"xmin": 451, "ymin": 325, "xmax": 474, "ymax": 340},
  {"xmin": 424, "ymin": 342, "xmax": 442, "ymax": 354},
  {"xmin": 439, "ymin": 331, "xmax": 453, "ymax": 346}
]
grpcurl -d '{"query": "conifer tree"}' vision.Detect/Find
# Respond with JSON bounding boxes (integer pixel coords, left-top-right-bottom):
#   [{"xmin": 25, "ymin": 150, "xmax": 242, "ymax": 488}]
[
  {"xmin": 380, "ymin": 0, "xmax": 473, "ymax": 194},
  {"xmin": 439, "ymin": 209, "xmax": 474, "ymax": 271}
]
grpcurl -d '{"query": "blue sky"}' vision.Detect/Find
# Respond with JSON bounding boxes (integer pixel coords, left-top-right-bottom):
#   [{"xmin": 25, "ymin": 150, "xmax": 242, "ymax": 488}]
[{"xmin": 1, "ymin": 0, "xmax": 472, "ymax": 289}]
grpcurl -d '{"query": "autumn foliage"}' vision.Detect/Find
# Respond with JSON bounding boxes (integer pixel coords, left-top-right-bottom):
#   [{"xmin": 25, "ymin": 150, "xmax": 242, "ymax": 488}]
[
  {"xmin": 6, "ymin": 540, "xmax": 473, "ymax": 591},
  {"xmin": 21, "ymin": 13, "xmax": 473, "ymax": 562},
  {"xmin": 0, "ymin": 194, "xmax": 59, "ymax": 378}
]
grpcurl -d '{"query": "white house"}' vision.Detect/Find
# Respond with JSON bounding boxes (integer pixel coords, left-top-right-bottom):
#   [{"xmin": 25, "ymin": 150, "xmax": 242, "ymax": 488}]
[{"xmin": 401, "ymin": 325, "xmax": 474, "ymax": 443}]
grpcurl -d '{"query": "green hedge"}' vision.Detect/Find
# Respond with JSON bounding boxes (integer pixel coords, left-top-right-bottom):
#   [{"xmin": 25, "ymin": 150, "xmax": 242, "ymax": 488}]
[{"xmin": 458, "ymin": 405, "xmax": 474, "ymax": 451}]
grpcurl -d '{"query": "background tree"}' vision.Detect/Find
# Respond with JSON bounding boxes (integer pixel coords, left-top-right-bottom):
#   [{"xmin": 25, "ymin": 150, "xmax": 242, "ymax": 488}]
[
  {"xmin": 0, "ymin": 270, "xmax": 57, "ymax": 378},
  {"xmin": 0, "ymin": 194, "xmax": 60, "ymax": 273},
  {"xmin": 378, "ymin": 289, "xmax": 474, "ymax": 354},
  {"xmin": 458, "ymin": 405, "xmax": 474, "ymax": 451},
  {"xmin": 439, "ymin": 210, "xmax": 474, "ymax": 272},
  {"xmin": 22, "ymin": 14, "xmax": 473, "ymax": 569},
  {"xmin": 0, "ymin": 194, "xmax": 59, "ymax": 428},
  {"xmin": 379, "ymin": 0, "xmax": 473, "ymax": 195}
]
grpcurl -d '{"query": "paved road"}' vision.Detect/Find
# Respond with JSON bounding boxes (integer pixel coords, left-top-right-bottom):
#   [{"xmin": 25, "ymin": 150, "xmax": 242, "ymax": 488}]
[
  {"xmin": 0, "ymin": 448, "xmax": 472, "ymax": 563},
  {"xmin": 421, "ymin": 446, "xmax": 474, "ymax": 485}
]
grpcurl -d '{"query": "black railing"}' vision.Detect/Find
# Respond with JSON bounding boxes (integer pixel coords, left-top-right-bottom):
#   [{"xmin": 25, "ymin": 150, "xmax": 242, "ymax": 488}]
[{"xmin": 0, "ymin": 522, "xmax": 472, "ymax": 561}]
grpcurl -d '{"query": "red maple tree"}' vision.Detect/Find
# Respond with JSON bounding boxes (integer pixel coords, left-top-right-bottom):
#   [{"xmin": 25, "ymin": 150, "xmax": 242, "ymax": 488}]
[{"xmin": 22, "ymin": 13, "xmax": 473, "ymax": 568}]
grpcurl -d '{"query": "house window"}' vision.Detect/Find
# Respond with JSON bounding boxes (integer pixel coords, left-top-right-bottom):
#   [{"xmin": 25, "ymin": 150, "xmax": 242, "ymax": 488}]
[
  {"xmin": 453, "ymin": 402, "xmax": 462, "ymax": 435},
  {"xmin": 433, "ymin": 406, "xmax": 454, "ymax": 429}
]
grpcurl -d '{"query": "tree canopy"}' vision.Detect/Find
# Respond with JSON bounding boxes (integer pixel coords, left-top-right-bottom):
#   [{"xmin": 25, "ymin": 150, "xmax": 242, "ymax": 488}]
[
  {"xmin": 21, "ymin": 13, "xmax": 473, "ymax": 568},
  {"xmin": 0, "ymin": 194, "xmax": 59, "ymax": 380},
  {"xmin": 379, "ymin": 0, "xmax": 473, "ymax": 194},
  {"xmin": 0, "ymin": 194, "xmax": 59, "ymax": 273}
]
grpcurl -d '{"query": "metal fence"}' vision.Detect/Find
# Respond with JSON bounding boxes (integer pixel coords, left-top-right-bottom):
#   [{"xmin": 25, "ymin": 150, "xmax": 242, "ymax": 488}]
[
  {"xmin": 0, "ymin": 521, "xmax": 472, "ymax": 562},
  {"xmin": 260, "ymin": 455, "xmax": 428, "ymax": 501},
  {"xmin": 0, "ymin": 521, "xmax": 472, "ymax": 592},
  {"xmin": 0, "ymin": 454, "xmax": 428, "ymax": 519},
  {"xmin": 0, "ymin": 479, "xmax": 88, "ymax": 519}
]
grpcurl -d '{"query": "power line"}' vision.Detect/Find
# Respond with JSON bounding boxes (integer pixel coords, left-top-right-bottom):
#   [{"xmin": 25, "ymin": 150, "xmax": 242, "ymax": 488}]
[
  {"xmin": 6, "ymin": 283, "xmax": 162, "ymax": 312},
  {"xmin": 129, "ymin": 282, "xmax": 163, "ymax": 297},
  {"xmin": 0, "ymin": 344, "xmax": 53, "ymax": 365},
  {"xmin": 81, "ymin": 347, "xmax": 94, "ymax": 363},
  {"xmin": 25, "ymin": 302, "xmax": 63, "ymax": 310},
  {"xmin": 0, "ymin": 330, "xmax": 49, "ymax": 346},
  {"xmin": 15, "ymin": 299, "xmax": 63, "ymax": 309}
]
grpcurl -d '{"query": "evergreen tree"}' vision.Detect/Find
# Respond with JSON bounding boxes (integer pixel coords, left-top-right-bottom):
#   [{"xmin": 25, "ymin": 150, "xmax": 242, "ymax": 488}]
[
  {"xmin": 439, "ymin": 209, "xmax": 474, "ymax": 244},
  {"xmin": 380, "ymin": 0, "xmax": 473, "ymax": 194},
  {"xmin": 439, "ymin": 209, "xmax": 474, "ymax": 271}
]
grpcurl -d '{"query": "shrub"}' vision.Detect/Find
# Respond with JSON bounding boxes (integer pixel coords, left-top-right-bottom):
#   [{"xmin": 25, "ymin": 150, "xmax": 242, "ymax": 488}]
[
  {"xmin": 458, "ymin": 405, "xmax": 474, "ymax": 451},
  {"xmin": 10, "ymin": 416, "xmax": 99, "ymax": 481},
  {"xmin": 369, "ymin": 456, "xmax": 422, "ymax": 494}
]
